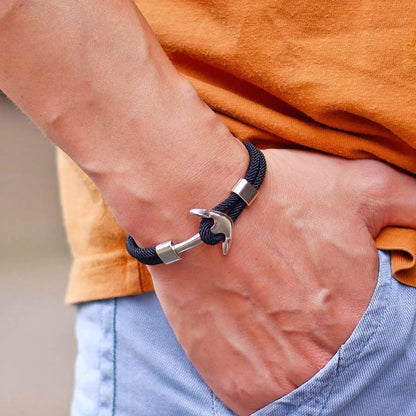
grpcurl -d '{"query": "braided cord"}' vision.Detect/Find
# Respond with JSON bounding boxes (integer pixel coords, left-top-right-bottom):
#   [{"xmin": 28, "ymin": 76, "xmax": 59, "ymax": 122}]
[
  {"xmin": 199, "ymin": 142, "xmax": 266, "ymax": 245},
  {"xmin": 125, "ymin": 239, "xmax": 162, "ymax": 265},
  {"xmin": 126, "ymin": 142, "xmax": 266, "ymax": 264}
]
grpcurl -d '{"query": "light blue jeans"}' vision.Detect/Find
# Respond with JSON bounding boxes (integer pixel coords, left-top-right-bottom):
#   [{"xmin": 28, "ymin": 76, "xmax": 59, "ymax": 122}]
[{"xmin": 71, "ymin": 252, "xmax": 416, "ymax": 415}]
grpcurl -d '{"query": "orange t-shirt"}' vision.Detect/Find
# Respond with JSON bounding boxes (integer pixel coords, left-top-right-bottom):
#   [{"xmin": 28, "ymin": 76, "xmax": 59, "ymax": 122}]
[{"xmin": 60, "ymin": 0, "xmax": 416, "ymax": 303}]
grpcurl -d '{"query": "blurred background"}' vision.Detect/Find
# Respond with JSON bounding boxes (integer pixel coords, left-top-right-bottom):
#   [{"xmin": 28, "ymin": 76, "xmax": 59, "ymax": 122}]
[{"xmin": 0, "ymin": 91, "xmax": 76, "ymax": 415}]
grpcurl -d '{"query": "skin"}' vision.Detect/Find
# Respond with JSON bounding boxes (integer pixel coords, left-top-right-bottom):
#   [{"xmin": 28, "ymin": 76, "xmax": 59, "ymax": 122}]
[
  {"xmin": 1, "ymin": 1, "xmax": 416, "ymax": 414},
  {"xmin": 151, "ymin": 150, "xmax": 416, "ymax": 414}
]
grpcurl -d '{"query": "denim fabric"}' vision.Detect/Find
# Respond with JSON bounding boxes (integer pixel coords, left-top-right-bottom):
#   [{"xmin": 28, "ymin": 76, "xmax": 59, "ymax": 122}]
[{"xmin": 71, "ymin": 251, "xmax": 416, "ymax": 415}]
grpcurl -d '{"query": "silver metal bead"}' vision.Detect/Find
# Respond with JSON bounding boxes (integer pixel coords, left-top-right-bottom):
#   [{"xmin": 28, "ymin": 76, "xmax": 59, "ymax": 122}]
[{"xmin": 232, "ymin": 179, "xmax": 258, "ymax": 206}]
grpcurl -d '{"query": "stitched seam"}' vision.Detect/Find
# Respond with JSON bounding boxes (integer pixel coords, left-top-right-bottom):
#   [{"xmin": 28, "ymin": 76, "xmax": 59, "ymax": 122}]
[
  {"xmin": 112, "ymin": 298, "xmax": 118, "ymax": 416},
  {"xmin": 339, "ymin": 272, "xmax": 391, "ymax": 372},
  {"xmin": 287, "ymin": 253, "xmax": 392, "ymax": 415},
  {"xmin": 317, "ymin": 355, "xmax": 341, "ymax": 415},
  {"xmin": 211, "ymin": 390, "xmax": 216, "ymax": 416},
  {"xmin": 318, "ymin": 253, "xmax": 392, "ymax": 414},
  {"xmin": 280, "ymin": 355, "xmax": 338, "ymax": 416}
]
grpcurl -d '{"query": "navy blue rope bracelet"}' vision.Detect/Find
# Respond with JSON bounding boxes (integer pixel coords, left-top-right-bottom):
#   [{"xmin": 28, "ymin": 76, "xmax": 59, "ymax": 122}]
[{"xmin": 126, "ymin": 142, "xmax": 266, "ymax": 265}]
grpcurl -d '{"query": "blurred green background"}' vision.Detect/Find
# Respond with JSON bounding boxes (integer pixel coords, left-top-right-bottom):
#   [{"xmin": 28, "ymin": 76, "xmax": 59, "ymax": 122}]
[{"xmin": 0, "ymin": 91, "xmax": 76, "ymax": 415}]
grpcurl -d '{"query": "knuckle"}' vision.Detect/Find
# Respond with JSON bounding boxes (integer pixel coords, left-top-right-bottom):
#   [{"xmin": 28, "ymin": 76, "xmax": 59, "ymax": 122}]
[
  {"xmin": 349, "ymin": 160, "xmax": 396, "ymax": 234},
  {"xmin": 354, "ymin": 159, "xmax": 395, "ymax": 201}
]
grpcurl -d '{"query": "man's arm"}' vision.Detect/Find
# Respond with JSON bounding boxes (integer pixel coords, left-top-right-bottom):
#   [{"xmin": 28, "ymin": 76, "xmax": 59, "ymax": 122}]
[
  {"xmin": 2, "ymin": 2, "xmax": 416, "ymax": 414},
  {"xmin": 0, "ymin": 0, "xmax": 248, "ymax": 246}
]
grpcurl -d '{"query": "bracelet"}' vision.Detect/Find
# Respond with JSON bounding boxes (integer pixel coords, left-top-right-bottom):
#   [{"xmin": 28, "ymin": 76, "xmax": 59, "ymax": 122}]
[{"xmin": 126, "ymin": 142, "xmax": 266, "ymax": 265}]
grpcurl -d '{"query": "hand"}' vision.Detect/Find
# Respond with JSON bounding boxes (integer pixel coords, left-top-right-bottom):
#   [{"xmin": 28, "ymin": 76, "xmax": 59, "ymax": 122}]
[
  {"xmin": 148, "ymin": 149, "xmax": 416, "ymax": 415},
  {"xmin": 2, "ymin": 4, "xmax": 414, "ymax": 413}
]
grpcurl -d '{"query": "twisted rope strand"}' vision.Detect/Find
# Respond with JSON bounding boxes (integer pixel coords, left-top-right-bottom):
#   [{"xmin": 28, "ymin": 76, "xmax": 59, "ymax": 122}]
[
  {"xmin": 126, "ymin": 142, "xmax": 266, "ymax": 264},
  {"xmin": 199, "ymin": 142, "xmax": 266, "ymax": 245}
]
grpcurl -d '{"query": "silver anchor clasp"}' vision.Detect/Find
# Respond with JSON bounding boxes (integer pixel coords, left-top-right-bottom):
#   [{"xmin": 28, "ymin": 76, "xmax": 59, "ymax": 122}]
[
  {"xmin": 190, "ymin": 209, "xmax": 233, "ymax": 255},
  {"xmin": 155, "ymin": 209, "xmax": 233, "ymax": 264}
]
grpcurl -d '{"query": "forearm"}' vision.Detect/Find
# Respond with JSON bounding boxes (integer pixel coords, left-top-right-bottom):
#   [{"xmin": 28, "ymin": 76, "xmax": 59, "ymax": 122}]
[{"xmin": 0, "ymin": 0, "xmax": 247, "ymax": 244}]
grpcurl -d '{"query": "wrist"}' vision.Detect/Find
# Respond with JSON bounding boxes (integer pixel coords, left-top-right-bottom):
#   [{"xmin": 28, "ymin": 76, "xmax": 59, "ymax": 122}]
[
  {"xmin": 126, "ymin": 142, "xmax": 266, "ymax": 265},
  {"xmin": 116, "ymin": 127, "xmax": 249, "ymax": 249}
]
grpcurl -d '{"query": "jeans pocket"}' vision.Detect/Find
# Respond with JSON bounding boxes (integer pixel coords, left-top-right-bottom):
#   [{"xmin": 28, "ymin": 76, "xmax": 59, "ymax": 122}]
[{"xmin": 250, "ymin": 251, "xmax": 392, "ymax": 416}]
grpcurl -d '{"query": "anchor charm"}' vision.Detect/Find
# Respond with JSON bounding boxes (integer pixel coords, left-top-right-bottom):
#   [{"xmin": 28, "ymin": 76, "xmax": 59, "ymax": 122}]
[{"xmin": 155, "ymin": 209, "xmax": 233, "ymax": 264}]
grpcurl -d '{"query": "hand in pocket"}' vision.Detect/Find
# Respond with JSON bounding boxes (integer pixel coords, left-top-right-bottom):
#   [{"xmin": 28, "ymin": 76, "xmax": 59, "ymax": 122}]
[{"xmin": 149, "ymin": 150, "xmax": 416, "ymax": 415}]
